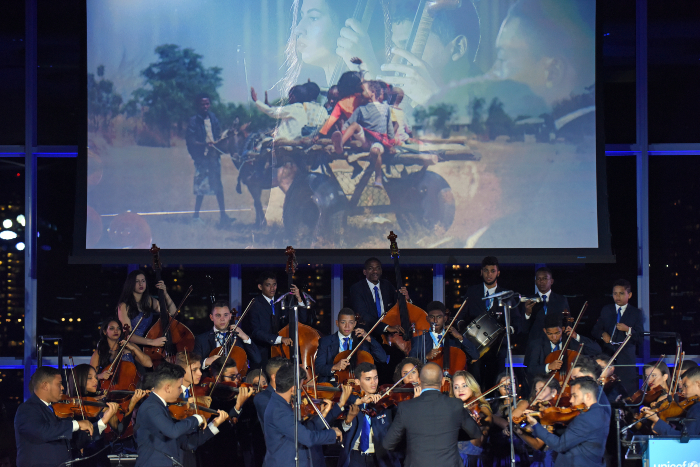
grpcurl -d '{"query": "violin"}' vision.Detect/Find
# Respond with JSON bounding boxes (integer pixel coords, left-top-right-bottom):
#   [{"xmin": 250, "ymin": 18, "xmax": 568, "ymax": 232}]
[
  {"xmin": 601, "ymin": 374, "xmax": 620, "ymax": 393},
  {"xmin": 656, "ymin": 395, "xmax": 699, "ymax": 422},
  {"xmin": 52, "ymin": 395, "xmax": 124, "ymax": 419},
  {"xmin": 144, "ymin": 244, "xmax": 196, "ymax": 365},
  {"xmin": 463, "ymin": 396, "xmax": 486, "ymax": 425},
  {"xmin": 513, "ymin": 404, "xmax": 588, "ymax": 427},
  {"xmin": 380, "ymin": 232, "xmax": 430, "ymax": 355},
  {"xmin": 195, "ymin": 379, "xmax": 264, "ymax": 401},
  {"xmin": 168, "ymin": 400, "xmax": 221, "ymax": 420},
  {"xmin": 360, "ymin": 383, "xmax": 419, "ymax": 417}
]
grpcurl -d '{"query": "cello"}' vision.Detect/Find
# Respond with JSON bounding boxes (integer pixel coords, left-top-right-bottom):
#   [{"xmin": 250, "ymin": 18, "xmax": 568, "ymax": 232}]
[
  {"xmin": 429, "ymin": 299, "xmax": 468, "ymax": 380},
  {"xmin": 331, "ymin": 313, "xmax": 387, "ymax": 383},
  {"xmin": 143, "ymin": 244, "xmax": 195, "ymax": 365},
  {"xmin": 543, "ymin": 302, "xmax": 588, "ymax": 386},
  {"xmin": 380, "ymin": 231, "xmax": 430, "ymax": 355},
  {"xmin": 271, "ymin": 246, "xmax": 321, "ymax": 377},
  {"xmin": 208, "ymin": 299, "xmax": 255, "ymax": 377},
  {"xmin": 100, "ymin": 318, "xmax": 143, "ymax": 396}
]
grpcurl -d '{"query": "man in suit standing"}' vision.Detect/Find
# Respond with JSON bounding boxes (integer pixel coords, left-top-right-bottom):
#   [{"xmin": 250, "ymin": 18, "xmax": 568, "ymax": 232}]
[
  {"xmin": 338, "ymin": 362, "xmax": 401, "ymax": 467},
  {"xmin": 383, "ymin": 363, "xmax": 482, "ymax": 467},
  {"xmin": 521, "ymin": 267, "xmax": 570, "ymax": 340},
  {"xmin": 263, "ymin": 363, "xmax": 342, "ymax": 467},
  {"xmin": 248, "ymin": 271, "xmax": 308, "ymax": 367},
  {"xmin": 194, "ymin": 300, "xmax": 261, "ymax": 373},
  {"xmin": 591, "ymin": 279, "xmax": 644, "ymax": 394},
  {"xmin": 524, "ymin": 314, "xmax": 601, "ymax": 381},
  {"xmin": 526, "ymin": 377, "xmax": 611, "ymax": 467},
  {"xmin": 14, "ymin": 366, "xmax": 118, "ymax": 467},
  {"xmin": 134, "ymin": 362, "xmax": 229, "ymax": 467},
  {"xmin": 409, "ymin": 301, "xmax": 479, "ymax": 364},
  {"xmin": 464, "ymin": 256, "xmax": 522, "ymax": 386},
  {"xmin": 315, "ymin": 308, "xmax": 388, "ymax": 383}
]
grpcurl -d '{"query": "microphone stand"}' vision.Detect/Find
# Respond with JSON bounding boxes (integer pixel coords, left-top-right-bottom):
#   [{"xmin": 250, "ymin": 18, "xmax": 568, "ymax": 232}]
[
  {"xmin": 492, "ymin": 290, "xmax": 517, "ymax": 467},
  {"xmin": 283, "ymin": 290, "xmax": 301, "ymax": 467}
]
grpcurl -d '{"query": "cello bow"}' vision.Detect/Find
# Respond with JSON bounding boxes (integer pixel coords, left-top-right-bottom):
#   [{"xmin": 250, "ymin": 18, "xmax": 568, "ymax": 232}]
[
  {"xmin": 437, "ymin": 298, "xmax": 467, "ymax": 348},
  {"xmin": 555, "ymin": 343, "xmax": 584, "ymax": 407}
]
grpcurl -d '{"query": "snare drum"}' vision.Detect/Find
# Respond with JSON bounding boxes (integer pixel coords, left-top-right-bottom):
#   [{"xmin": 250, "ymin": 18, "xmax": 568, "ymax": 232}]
[{"xmin": 463, "ymin": 312, "xmax": 504, "ymax": 357}]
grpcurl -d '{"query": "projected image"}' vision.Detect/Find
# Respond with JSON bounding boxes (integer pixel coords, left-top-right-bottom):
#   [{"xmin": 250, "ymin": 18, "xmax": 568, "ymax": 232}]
[{"xmin": 86, "ymin": 0, "xmax": 597, "ymax": 250}]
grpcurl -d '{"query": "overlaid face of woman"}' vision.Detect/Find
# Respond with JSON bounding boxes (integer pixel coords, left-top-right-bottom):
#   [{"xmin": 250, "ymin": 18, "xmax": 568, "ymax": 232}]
[{"xmin": 295, "ymin": 0, "xmax": 338, "ymax": 68}]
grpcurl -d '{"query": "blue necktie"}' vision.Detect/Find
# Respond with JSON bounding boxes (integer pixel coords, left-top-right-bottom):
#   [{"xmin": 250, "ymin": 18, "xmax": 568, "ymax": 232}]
[
  {"xmin": 359, "ymin": 405, "xmax": 370, "ymax": 452},
  {"xmin": 216, "ymin": 331, "xmax": 226, "ymax": 347},
  {"xmin": 48, "ymin": 404, "xmax": 55, "ymax": 415},
  {"xmin": 612, "ymin": 307, "xmax": 622, "ymax": 341},
  {"xmin": 270, "ymin": 299, "xmax": 275, "ymax": 316},
  {"xmin": 373, "ymin": 286, "xmax": 382, "ymax": 318},
  {"xmin": 344, "ymin": 338, "xmax": 351, "ymax": 352},
  {"xmin": 553, "ymin": 342, "xmax": 560, "ymax": 352},
  {"xmin": 542, "ymin": 295, "xmax": 548, "ymax": 315},
  {"xmin": 183, "ymin": 388, "xmax": 190, "ymax": 398},
  {"xmin": 436, "ymin": 334, "xmax": 443, "ymax": 348},
  {"xmin": 486, "ymin": 292, "xmax": 492, "ymax": 310}
]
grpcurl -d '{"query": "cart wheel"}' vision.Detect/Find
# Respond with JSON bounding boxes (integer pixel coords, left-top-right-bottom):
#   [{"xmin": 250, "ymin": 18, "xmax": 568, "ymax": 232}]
[{"xmin": 385, "ymin": 170, "xmax": 455, "ymax": 234}]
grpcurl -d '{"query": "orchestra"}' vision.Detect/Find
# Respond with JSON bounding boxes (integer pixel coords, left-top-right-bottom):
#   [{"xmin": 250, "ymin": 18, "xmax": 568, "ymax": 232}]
[{"xmin": 13, "ymin": 247, "xmax": 698, "ymax": 467}]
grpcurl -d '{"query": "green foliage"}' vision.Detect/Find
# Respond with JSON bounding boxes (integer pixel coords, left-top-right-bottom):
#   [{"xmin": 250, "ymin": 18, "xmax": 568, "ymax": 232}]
[
  {"xmin": 429, "ymin": 103, "xmax": 456, "ymax": 139},
  {"xmin": 131, "ymin": 44, "xmax": 223, "ymax": 146},
  {"xmin": 486, "ymin": 98, "xmax": 513, "ymax": 140},
  {"xmin": 413, "ymin": 107, "xmax": 429, "ymax": 127},
  {"xmin": 467, "ymin": 98, "xmax": 486, "ymax": 136},
  {"xmin": 213, "ymin": 102, "xmax": 277, "ymax": 133},
  {"xmin": 87, "ymin": 65, "xmax": 123, "ymax": 132}
]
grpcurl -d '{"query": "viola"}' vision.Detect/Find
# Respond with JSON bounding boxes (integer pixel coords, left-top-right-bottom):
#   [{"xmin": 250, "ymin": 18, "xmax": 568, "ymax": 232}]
[
  {"xmin": 167, "ymin": 400, "xmax": 220, "ymax": 420},
  {"xmin": 143, "ymin": 245, "xmax": 196, "ymax": 365},
  {"xmin": 52, "ymin": 395, "xmax": 124, "ymax": 419},
  {"xmin": 380, "ymin": 232, "xmax": 430, "ymax": 355}
]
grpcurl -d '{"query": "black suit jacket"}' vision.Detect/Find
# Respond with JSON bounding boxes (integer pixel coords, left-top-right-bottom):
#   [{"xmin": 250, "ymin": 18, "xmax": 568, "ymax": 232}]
[
  {"xmin": 248, "ymin": 294, "xmax": 309, "ymax": 364},
  {"xmin": 263, "ymin": 391, "xmax": 337, "ymax": 467},
  {"xmin": 14, "ymin": 393, "xmax": 95, "ymax": 467},
  {"xmin": 338, "ymin": 406, "xmax": 401, "ymax": 467},
  {"xmin": 134, "ymin": 393, "xmax": 216, "ymax": 467},
  {"xmin": 194, "ymin": 328, "xmax": 262, "ymax": 370},
  {"xmin": 521, "ymin": 292, "xmax": 570, "ymax": 339},
  {"xmin": 408, "ymin": 333, "xmax": 480, "ymax": 362},
  {"xmin": 383, "ymin": 390, "xmax": 481, "ymax": 467},
  {"xmin": 591, "ymin": 304, "xmax": 643, "ymax": 364},
  {"xmin": 524, "ymin": 334, "xmax": 602, "ymax": 377},
  {"xmin": 314, "ymin": 332, "xmax": 388, "ymax": 382},
  {"xmin": 532, "ymin": 402, "xmax": 610, "ymax": 467},
  {"xmin": 349, "ymin": 278, "xmax": 397, "ymax": 338},
  {"xmin": 465, "ymin": 284, "xmax": 522, "ymax": 336}
]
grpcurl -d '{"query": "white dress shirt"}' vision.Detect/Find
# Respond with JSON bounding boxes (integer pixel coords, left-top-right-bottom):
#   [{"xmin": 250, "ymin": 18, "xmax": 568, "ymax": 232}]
[
  {"xmin": 342, "ymin": 412, "xmax": 375, "ymax": 453},
  {"xmin": 524, "ymin": 289, "xmax": 552, "ymax": 320},
  {"xmin": 265, "ymin": 295, "xmax": 306, "ymax": 345},
  {"xmin": 42, "ymin": 398, "xmax": 107, "ymax": 434}
]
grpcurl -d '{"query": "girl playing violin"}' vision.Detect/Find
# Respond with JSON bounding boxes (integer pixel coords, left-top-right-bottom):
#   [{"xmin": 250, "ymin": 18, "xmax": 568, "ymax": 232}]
[
  {"xmin": 116, "ymin": 269, "xmax": 177, "ymax": 347},
  {"xmin": 594, "ymin": 353, "xmax": 628, "ymax": 402},
  {"xmin": 450, "ymin": 371, "xmax": 492, "ymax": 467},
  {"xmin": 90, "ymin": 317, "xmax": 153, "ymax": 381},
  {"xmin": 486, "ymin": 372, "xmax": 530, "ymax": 467},
  {"xmin": 642, "ymin": 360, "xmax": 671, "ymax": 403}
]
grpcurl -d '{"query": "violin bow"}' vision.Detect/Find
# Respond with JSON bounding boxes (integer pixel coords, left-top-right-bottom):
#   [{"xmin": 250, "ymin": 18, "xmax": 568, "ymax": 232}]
[
  {"xmin": 103, "ymin": 315, "xmax": 144, "ymax": 396},
  {"xmin": 670, "ymin": 350, "xmax": 685, "ymax": 395},
  {"xmin": 161, "ymin": 285, "xmax": 194, "ymax": 336},
  {"xmin": 555, "ymin": 343, "xmax": 584, "ymax": 407},
  {"xmin": 217, "ymin": 298, "xmax": 255, "ymax": 357},
  {"xmin": 341, "ymin": 308, "xmax": 388, "ymax": 363},
  {"xmin": 599, "ymin": 334, "xmax": 632, "ymax": 385},
  {"xmin": 68, "ymin": 356, "xmax": 87, "ymax": 420},
  {"xmin": 558, "ymin": 302, "xmax": 588, "ymax": 361},
  {"xmin": 184, "ymin": 349, "xmax": 201, "ymax": 424},
  {"xmin": 464, "ymin": 381, "xmax": 508, "ymax": 408},
  {"xmin": 376, "ymin": 364, "xmax": 419, "ymax": 402},
  {"xmin": 300, "ymin": 385, "xmax": 343, "ymax": 448},
  {"xmin": 437, "ymin": 298, "xmax": 468, "ymax": 348}
]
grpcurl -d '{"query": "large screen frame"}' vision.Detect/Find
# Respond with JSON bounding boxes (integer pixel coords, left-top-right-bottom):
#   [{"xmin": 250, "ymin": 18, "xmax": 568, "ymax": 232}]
[{"xmin": 72, "ymin": 0, "xmax": 613, "ymax": 265}]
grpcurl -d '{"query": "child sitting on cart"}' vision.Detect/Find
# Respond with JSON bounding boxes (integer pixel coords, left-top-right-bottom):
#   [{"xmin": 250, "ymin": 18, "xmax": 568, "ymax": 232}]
[{"xmin": 332, "ymin": 80, "xmax": 396, "ymax": 188}]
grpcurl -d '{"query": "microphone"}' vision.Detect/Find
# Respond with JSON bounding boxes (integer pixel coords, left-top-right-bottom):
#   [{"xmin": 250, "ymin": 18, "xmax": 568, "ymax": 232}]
[{"xmin": 520, "ymin": 296, "xmax": 542, "ymax": 303}]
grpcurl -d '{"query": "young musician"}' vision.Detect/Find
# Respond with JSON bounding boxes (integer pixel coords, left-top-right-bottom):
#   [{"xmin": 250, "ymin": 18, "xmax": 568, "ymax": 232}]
[
  {"xmin": 640, "ymin": 360, "xmax": 671, "ymax": 403},
  {"xmin": 90, "ymin": 317, "xmax": 152, "ymax": 381},
  {"xmin": 175, "ymin": 351, "xmax": 206, "ymax": 403},
  {"xmin": 450, "ymin": 371, "xmax": 492, "ymax": 467},
  {"xmin": 510, "ymin": 374, "xmax": 561, "ymax": 421},
  {"xmin": 642, "ymin": 366, "xmax": 700, "ymax": 436},
  {"xmin": 488, "ymin": 372, "xmax": 530, "ymax": 467},
  {"xmin": 254, "ymin": 357, "xmax": 289, "ymax": 426},
  {"xmin": 383, "ymin": 363, "xmax": 482, "ymax": 466},
  {"xmin": 348, "ymin": 257, "xmax": 409, "ymax": 339},
  {"xmin": 393, "ymin": 358, "xmax": 423, "ymax": 398},
  {"xmin": 526, "ymin": 377, "xmax": 611, "ymax": 467},
  {"xmin": 568, "ymin": 356, "xmax": 610, "ymax": 410},
  {"xmin": 524, "ymin": 314, "xmax": 601, "ymax": 379},
  {"xmin": 263, "ymin": 363, "xmax": 342, "ymax": 467},
  {"xmin": 194, "ymin": 301, "xmax": 261, "ymax": 372},
  {"xmin": 591, "ymin": 279, "xmax": 644, "ymax": 393},
  {"xmin": 409, "ymin": 301, "xmax": 479, "ymax": 364},
  {"xmin": 248, "ymin": 271, "xmax": 308, "ymax": 366},
  {"xmin": 339, "ymin": 362, "xmax": 401, "ymax": 467},
  {"xmin": 464, "ymin": 256, "xmax": 522, "ymax": 386},
  {"xmin": 595, "ymin": 354, "xmax": 628, "ymax": 403},
  {"xmin": 133, "ymin": 362, "xmax": 228, "ymax": 467},
  {"xmin": 117, "ymin": 269, "xmax": 177, "ymax": 347},
  {"xmin": 14, "ymin": 366, "xmax": 112, "ymax": 467},
  {"xmin": 522, "ymin": 267, "xmax": 571, "ymax": 340},
  {"xmin": 315, "ymin": 307, "xmax": 388, "ymax": 383}
]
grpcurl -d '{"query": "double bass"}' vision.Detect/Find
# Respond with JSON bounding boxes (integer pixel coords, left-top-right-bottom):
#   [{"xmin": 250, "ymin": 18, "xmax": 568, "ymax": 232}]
[
  {"xmin": 143, "ymin": 244, "xmax": 195, "ymax": 365},
  {"xmin": 271, "ymin": 246, "xmax": 321, "ymax": 378},
  {"xmin": 380, "ymin": 232, "xmax": 430, "ymax": 355}
]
